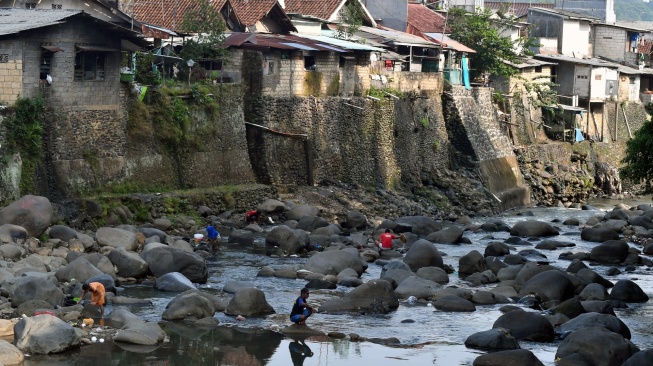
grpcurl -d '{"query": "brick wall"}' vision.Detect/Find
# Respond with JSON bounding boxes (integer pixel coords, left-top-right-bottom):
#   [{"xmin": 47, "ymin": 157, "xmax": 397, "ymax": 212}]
[{"xmin": 0, "ymin": 39, "xmax": 24, "ymax": 106}]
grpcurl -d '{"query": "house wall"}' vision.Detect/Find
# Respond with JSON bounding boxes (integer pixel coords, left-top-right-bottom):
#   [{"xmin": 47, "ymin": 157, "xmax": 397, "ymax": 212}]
[
  {"xmin": 529, "ymin": 11, "xmax": 563, "ymax": 53},
  {"xmin": 590, "ymin": 67, "xmax": 617, "ymax": 100},
  {"xmin": 562, "ymin": 20, "xmax": 591, "ymax": 57},
  {"xmin": 617, "ymin": 74, "xmax": 640, "ymax": 102},
  {"xmin": 0, "ymin": 0, "xmax": 118, "ymax": 24},
  {"xmin": 0, "ymin": 39, "xmax": 24, "ymax": 105},
  {"xmin": 494, "ymin": 65, "xmax": 553, "ymax": 95},
  {"xmin": 594, "ymin": 25, "xmax": 627, "ymax": 61},
  {"xmin": 557, "ymin": 62, "xmax": 577, "ymax": 96}
]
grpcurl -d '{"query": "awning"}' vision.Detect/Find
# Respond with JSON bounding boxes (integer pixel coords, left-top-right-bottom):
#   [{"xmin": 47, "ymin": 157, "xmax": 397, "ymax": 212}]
[
  {"xmin": 76, "ymin": 45, "xmax": 120, "ymax": 52},
  {"xmin": 42, "ymin": 46, "xmax": 63, "ymax": 52},
  {"xmin": 121, "ymin": 39, "xmax": 141, "ymax": 52},
  {"xmin": 153, "ymin": 54, "xmax": 183, "ymax": 63}
]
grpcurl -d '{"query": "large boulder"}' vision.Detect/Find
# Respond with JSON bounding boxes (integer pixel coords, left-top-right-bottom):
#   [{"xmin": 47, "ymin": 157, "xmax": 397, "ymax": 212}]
[
  {"xmin": 492, "ymin": 310, "xmax": 554, "ymax": 342},
  {"xmin": 48, "ymin": 225, "xmax": 78, "ymax": 242},
  {"xmin": 416, "ymin": 266, "xmax": 449, "ymax": 284},
  {"xmin": 0, "ymin": 339, "xmax": 24, "ymax": 365},
  {"xmin": 509, "ymin": 220, "xmax": 558, "ymax": 237},
  {"xmin": 622, "ymin": 349, "xmax": 653, "ymax": 366},
  {"xmin": 394, "ymin": 276, "xmax": 440, "ymax": 299},
  {"xmin": 139, "ymin": 227, "xmax": 167, "ymax": 242},
  {"xmin": 304, "ymin": 249, "xmax": 366, "ymax": 276},
  {"xmin": 581, "ymin": 228, "xmax": 621, "ymax": 242},
  {"xmin": 140, "ymin": 246, "xmax": 208, "ymax": 283},
  {"xmin": 0, "ymin": 224, "xmax": 28, "ymax": 244},
  {"xmin": 433, "ymin": 295, "xmax": 476, "ymax": 312},
  {"xmin": 228, "ymin": 229, "xmax": 254, "ymax": 246},
  {"xmin": 55, "ymin": 257, "xmax": 104, "ymax": 283},
  {"xmin": 95, "ymin": 227, "xmax": 139, "ymax": 251},
  {"xmin": 265, "ymin": 225, "xmax": 309, "ymax": 254},
  {"xmin": 107, "ymin": 248, "xmax": 149, "ymax": 278},
  {"xmin": 0, "ymin": 195, "xmax": 53, "ymax": 237},
  {"xmin": 395, "ymin": 216, "xmax": 441, "ymax": 236},
  {"xmin": 425, "ymin": 226, "xmax": 464, "ymax": 244},
  {"xmin": 224, "ymin": 288, "xmax": 275, "ymax": 316},
  {"xmin": 557, "ymin": 312, "xmax": 631, "ymax": 339},
  {"xmin": 286, "ymin": 204, "xmax": 319, "ymax": 221},
  {"xmin": 590, "ymin": 240, "xmax": 630, "ymax": 264},
  {"xmin": 155, "ymin": 272, "xmax": 195, "ymax": 292},
  {"xmin": 14, "ymin": 314, "xmax": 80, "ymax": 354},
  {"xmin": 473, "ymin": 349, "xmax": 544, "ymax": 366},
  {"xmin": 162, "ymin": 292, "xmax": 217, "ymax": 320},
  {"xmin": 257, "ymin": 199, "xmax": 288, "ymax": 214},
  {"xmin": 518, "ymin": 270, "xmax": 575, "ymax": 302},
  {"xmin": 295, "ymin": 216, "xmax": 329, "ymax": 232},
  {"xmin": 107, "ymin": 307, "xmax": 142, "ymax": 329},
  {"xmin": 555, "ymin": 326, "xmax": 639, "ymax": 366},
  {"xmin": 403, "ymin": 239, "xmax": 444, "ymax": 271},
  {"xmin": 223, "ymin": 280, "xmax": 256, "ymax": 294},
  {"xmin": 114, "ymin": 321, "xmax": 166, "ymax": 345},
  {"xmin": 465, "ymin": 328, "xmax": 520, "ymax": 350},
  {"xmin": 344, "ymin": 210, "xmax": 367, "ymax": 229},
  {"xmin": 610, "ymin": 280, "xmax": 649, "ymax": 303},
  {"xmin": 459, "ymin": 250, "xmax": 487, "ymax": 278},
  {"xmin": 319, "ymin": 279, "xmax": 399, "ymax": 314},
  {"xmin": 11, "ymin": 276, "xmax": 64, "ymax": 307}
]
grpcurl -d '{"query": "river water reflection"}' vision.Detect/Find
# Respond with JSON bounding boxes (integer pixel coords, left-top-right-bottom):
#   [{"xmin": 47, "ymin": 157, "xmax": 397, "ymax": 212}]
[{"xmin": 23, "ymin": 197, "xmax": 653, "ymax": 366}]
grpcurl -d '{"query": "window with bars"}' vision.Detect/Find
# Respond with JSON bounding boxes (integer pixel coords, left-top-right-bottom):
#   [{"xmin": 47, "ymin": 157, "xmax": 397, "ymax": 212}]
[
  {"xmin": 52, "ymin": 4, "xmax": 62, "ymax": 9},
  {"xmin": 25, "ymin": 3, "xmax": 36, "ymax": 9},
  {"xmin": 74, "ymin": 50, "xmax": 105, "ymax": 81}
]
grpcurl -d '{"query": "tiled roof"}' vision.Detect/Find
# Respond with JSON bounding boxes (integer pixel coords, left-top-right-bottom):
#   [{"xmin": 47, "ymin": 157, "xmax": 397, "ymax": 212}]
[
  {"xmin": 485, "ymin": 2, "xmax": 553, "ymax": 18},
  {"xmin": 0, "ymin": 8, "xmax": 82, "ymax": 36},
  {"xmin": 231, "ymin": 0, "xmax": 278, "ymax": 27},
  {"xmin": 640, "ymin": 39, "xmax": 653, "ymax": 55},
  {"xmin": 284, "ymin": 0, "xmax": 344, "ymax": 20},
  {"xmin": 132, "ymin": 0, "xmax": 228, "ymax": 32},
  {"xmin": 407, "ymin": 4, "xmax": 447, "ymax": 35}
]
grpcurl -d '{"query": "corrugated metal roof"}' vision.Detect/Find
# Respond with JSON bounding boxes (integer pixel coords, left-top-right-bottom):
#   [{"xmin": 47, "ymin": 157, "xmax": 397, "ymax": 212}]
[
  {"xmin": 534, "ymin": 53, "xmax": 653, "ymax": 75},
  {"xmin": 502, "ymin": 56, "xmax": 556, "ymax": 69},
  {"xmin": 358, "ymin": 25, "xmax": 439, "ymax": 48},
  {"xmin": 485, "ymin": 1, "xmax": 554, "ymax": 18},
  {"xmin": 300, "ymin": 33, "xmax": 384, "ymax": 51},
  {"xmin": 424, "ymin": 33, "xmax": 475, "ymax": 53},
  {"xmin": 224, "ymin": 32, "xmax": 353, "ymax": 52},
  {"xmin": 280, "ymin": 42, "xmax": 318, "ymax": 51},
  {"xmin": 0, "ymin": 8, "xmax": 82, "ymax": 36},
  {"xmin": 529, "ymin": 7, "xmax": 599, "ymax": 22}
]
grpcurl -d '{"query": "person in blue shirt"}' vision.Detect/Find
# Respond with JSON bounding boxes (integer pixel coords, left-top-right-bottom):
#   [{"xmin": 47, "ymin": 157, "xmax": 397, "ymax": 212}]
[
  {"xmin": 206, "ymin": 225, "xmax": 221, "ymax": 251},
  {"xmin": 290, "ymin": 288, "xmax": 315, "ymax": 325}
]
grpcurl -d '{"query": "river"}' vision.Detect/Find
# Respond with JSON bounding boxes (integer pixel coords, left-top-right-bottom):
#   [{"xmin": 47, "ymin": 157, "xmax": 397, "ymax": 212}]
[{"xmin": 22, "ymin": 198, "xmax": 653, "ymax": 366}]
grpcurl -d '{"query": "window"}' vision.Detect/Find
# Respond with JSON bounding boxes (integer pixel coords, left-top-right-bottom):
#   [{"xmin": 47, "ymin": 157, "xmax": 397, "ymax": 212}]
[
  {"xmin": 74, "ymin": 50, "xmax": 105, "ymax": 81},
  {"xmin": 40, "ymin": 51, "xmax": 54, "ymax": 83},
  {"xmin": 52, "ymin": 4, "xmax": 62, "ymax": 9},
  {"xmin": 535, "ymin": 66, "xmax": 542, "ymax": 73},
  {"xmin": 25, "ymin": 2, "xmax": 36, "ymax": 8},
  {"xmin": 304, "ymin": 56, "xmax": 316, "ymax": 71},
  {"xmin": 0, "ymin": 54, "xmax": 8, "ymax": 63}
]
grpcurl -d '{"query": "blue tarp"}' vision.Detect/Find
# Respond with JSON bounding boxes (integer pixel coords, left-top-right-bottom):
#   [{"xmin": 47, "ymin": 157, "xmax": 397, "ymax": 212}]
[
  {"xmin": 462, "ymin": 57, "xmax": 470, "ymax": 90},
  {"xmin": 575, "ymin": 128, "xmax": 584, "ymax": 142}
]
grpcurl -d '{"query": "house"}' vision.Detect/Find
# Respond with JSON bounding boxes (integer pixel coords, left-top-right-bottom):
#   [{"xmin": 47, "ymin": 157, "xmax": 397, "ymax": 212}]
[
  {"xmin": 284, "ymin": 0, "xmax": 377, "ymax": 27},
  {"xmin": 447, "ymin": 0, "xmax": 484, "ymax": 12},
  {"xmin": 222, "ymin": 32, "xmax": 382, "ymax": 96},
  {"xmin": 528, "ymin": 7, "xmax": 598, "ymax": 58},
  {"xmin": 593, "ymin": 23, "xmax": 649, "ymax": 65},
  {"xmin": 492, "ymin": 57, "xmax": 556, "ymax": 95},
  {"xmin": 0, "ymin": 8, "xmax": 146, "ymax": 106},
  {"xmin": 553, "ymin": 0, "xmax": 615, "ymax": 24}
]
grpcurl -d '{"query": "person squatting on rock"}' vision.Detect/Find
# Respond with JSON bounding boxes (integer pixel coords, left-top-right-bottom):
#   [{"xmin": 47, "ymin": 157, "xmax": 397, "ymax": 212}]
[
  {"xmin": 377, "ymin": 229, "xmax": 405, "ymax": 250},
  {"xmin": 206, "ymin": 224, "xmax": 221, "ymax": 250},
  {"xmin": 290, "ymin": 288, "xmax": 315, "ymax": 325},
  {"xmin": 81, "ymin": 282, "xmax": 106, "ymax": 316},
  {"xmin": 245, "ymin": 209, "xmax": 261, "ymax": 224}
]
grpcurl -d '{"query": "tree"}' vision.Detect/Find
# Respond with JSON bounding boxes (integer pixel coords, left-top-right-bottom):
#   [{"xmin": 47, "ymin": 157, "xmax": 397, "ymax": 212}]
[
  {"xmin": 620, "ymin": 105, "xmax": 653, "ymax": 192},
  {"xmin": 447, "ymin": 7, "xmax": 537, "ymax": 80},
  {"xmin": 179, "ymin": 0, "xmax": 226, "ymax": 63},
  {"xmin": 336, "ymin": 1, "xmax": 364, "ymax": 40}
]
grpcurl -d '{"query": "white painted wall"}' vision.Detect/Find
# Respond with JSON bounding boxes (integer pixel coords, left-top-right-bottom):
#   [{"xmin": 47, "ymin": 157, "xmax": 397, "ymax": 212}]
[
  {"xmin": 561, "ymin": 20, "xmax": 591, "ymax": 57},
  {"xmin": 590, "ymin": 67, "xmax": 618, "ymax": 99}
]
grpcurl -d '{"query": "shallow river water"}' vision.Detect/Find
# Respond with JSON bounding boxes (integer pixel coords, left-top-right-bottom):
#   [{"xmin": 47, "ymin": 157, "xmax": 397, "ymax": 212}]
[{"xmin": 23, "ymin": 198, "xmax": 653, "ymax": 366}]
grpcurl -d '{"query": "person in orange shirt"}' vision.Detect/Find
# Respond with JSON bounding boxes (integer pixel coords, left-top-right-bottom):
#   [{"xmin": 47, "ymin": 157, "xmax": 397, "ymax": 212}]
[{"xmin": 81, "ymin": 282, "xmax": 106, "ymax": 316}]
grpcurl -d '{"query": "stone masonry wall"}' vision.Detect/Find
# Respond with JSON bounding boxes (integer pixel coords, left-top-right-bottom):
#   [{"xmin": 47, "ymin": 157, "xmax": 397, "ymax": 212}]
[{"xmin": 0, "ymin": 39, "xmax": 23, "ymax": 106}]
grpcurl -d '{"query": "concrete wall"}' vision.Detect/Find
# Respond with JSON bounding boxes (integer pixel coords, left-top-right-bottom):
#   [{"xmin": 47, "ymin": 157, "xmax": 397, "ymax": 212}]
[
  {"xmin": 594, "ymin": 25, "xmax": 627, "ymax": 61},
  {"xmin": 562, "ymin": 20, "xmax": 591, "ymax": 57},
  {"xmin": 362, "ymin": 0, "xmax": 407, "ymax": 32}
]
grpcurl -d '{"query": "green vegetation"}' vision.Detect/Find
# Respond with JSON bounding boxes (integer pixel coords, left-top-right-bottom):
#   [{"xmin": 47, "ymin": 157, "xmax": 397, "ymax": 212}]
[
  {"xmin": 421, "ymin": 117, "xmax": 429, "ymax": 128},
  {"xmin": 365, "ymin": 86, "xmax": 404, "ymax": 99},
  {"xmin": 304, "ymin": 71, "xmax": 323, "ymax": 96},
  {"xmin": 615, "ymin": 0, "xmax": 653, "ymax": 21},
  {"xmin": 336, "ymin": 1, "xmax": 364, "ymax": 40},
  {"xmin": 448, "ymin": 7, "xmax": 537, "ymax": 80},
  {"xmin": 326, "ymin": 75, "xmax": 340, "ymax": 96},
  {"xmin": 620, "ymin": 104, "xmax": 653, "ymax": 192},
  {"xmin": 135, "ymin": 52, "xmax": 161, "ymax": 86},
  {"xmin": 3, "ymin": 95, "xmax": 45, "ymax": 193},
  {"xmin": 179, "ymin": 0, "xmax": 226, "ymax": 74}
]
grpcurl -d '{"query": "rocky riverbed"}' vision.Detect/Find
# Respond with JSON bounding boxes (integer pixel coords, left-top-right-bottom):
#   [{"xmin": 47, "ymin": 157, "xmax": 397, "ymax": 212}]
[{"xmin": 0, "ymin": 188, "xmax": 652, "ymax": 366}]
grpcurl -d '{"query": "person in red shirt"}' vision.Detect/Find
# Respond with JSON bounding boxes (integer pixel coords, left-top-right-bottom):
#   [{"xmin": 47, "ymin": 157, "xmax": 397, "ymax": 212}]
[
  {"xmin": 245, "ymin": 209, "xmax": 260, "ymax": 224},
  {"xmin": 378, "ymin": 229, "xmax": 404, "ymax": 250}
]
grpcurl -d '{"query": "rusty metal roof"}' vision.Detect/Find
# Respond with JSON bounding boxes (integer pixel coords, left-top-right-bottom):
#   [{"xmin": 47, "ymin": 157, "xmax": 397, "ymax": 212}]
[{"xmin": 424, "ymin": 33, "xmax": 476, "ymax": 53}]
